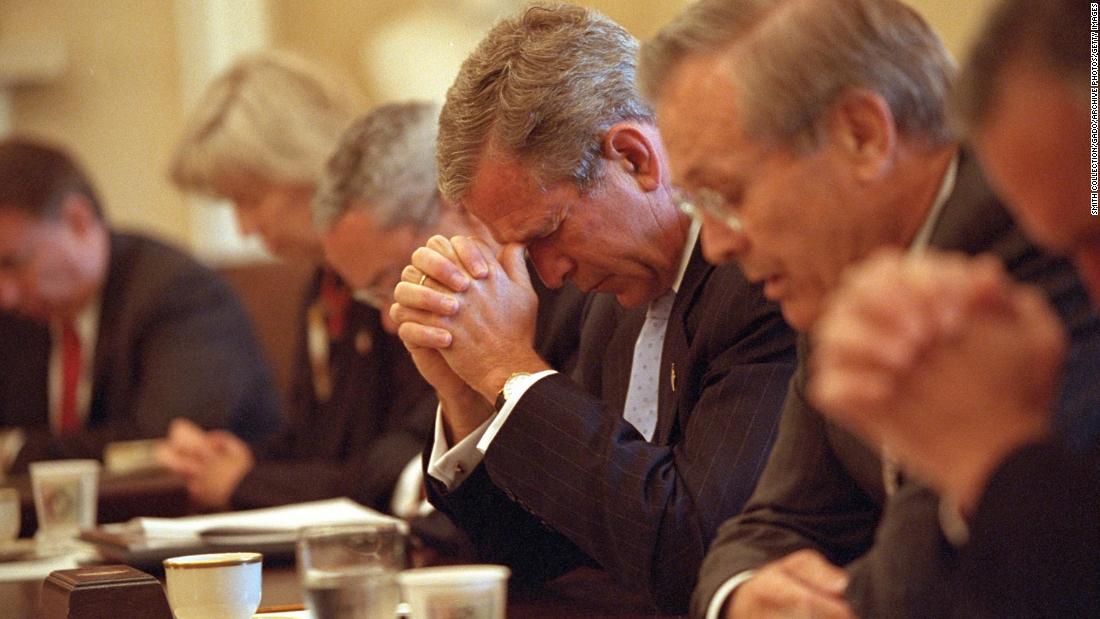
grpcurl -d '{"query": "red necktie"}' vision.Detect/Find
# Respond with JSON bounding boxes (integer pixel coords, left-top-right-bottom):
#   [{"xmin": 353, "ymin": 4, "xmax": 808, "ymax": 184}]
[
  {"xmin": 59, "ymin": 320, "xmax": 82, "ymax": 434},
  {"xmin": 319, "ymin": 270, "xmax": 351, "ymax": 339}
]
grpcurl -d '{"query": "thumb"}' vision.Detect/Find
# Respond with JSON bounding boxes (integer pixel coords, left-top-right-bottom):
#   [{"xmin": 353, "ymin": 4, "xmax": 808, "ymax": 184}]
[{"xmin": 499, "ymin": 243, "xmax": 532, "ymax": 287}]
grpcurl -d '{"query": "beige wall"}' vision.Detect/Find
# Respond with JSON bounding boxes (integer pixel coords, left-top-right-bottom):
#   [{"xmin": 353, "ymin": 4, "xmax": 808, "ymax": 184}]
[
  {"xmin": 4, "ymin": 0, "xmax": 999, "ymax": 249},
  {"xmin": 3, "ymin": 0, "xmax": 189, "ymax": 245}
]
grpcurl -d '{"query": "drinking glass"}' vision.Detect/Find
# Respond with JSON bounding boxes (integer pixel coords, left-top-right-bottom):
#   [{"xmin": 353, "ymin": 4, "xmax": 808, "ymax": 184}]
[{"xmin": 297, "ymin": 522, "xmax": 406, "ymax": 619}]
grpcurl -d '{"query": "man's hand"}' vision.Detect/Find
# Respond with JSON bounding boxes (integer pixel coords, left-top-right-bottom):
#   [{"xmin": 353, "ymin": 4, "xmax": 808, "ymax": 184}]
[
  {"xmin": 727, "ymin": 550, "xmax": 856, "ymax": 619},
  {"xmin": 155, "ymin": 418, "xmax": 254, "ymax": 509},
  {"xmin": 809, "ymin": 250, "xmax": 1066, "ymax": 513},
  {"xmin": 391, "ymin": 236, "xmax": 504, "ymax": 443},
  {"xmin": 393, "ymin": 236, "xmax": 548, "ymax": 401}
]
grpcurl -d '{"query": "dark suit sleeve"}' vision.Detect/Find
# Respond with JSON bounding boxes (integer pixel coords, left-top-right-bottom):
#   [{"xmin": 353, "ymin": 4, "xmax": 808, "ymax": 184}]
[
  {"xmin": 690, "ymin": 354, "xmax": 882, "ymax": 617},
  {"xmin": 431, "ymin": 290, "xmax": 792, "ymax": 615},
  {"xmin": 232, "ymin": 287, "xmax": 437, "ymax": 511},
  {"xmin": 14, "ymin": 253, "xmax": 279, "ymax": 468},
  {"xmin": 957, "ymin": 440, "xmax": 1100, "ymax": 617},
  {"xmin": 232, "ymin": 390, "xmax": 436, "ymax": 510}
]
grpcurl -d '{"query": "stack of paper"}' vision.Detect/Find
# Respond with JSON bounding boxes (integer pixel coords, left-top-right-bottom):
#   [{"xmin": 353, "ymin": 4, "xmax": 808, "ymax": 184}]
[
  {"xmin": 136, "ymin": 498, "xmax": 403, "ymax": 541},
  {"xmin": 83, "ymin": 498, "xmax": 406, "ymax": 564}
]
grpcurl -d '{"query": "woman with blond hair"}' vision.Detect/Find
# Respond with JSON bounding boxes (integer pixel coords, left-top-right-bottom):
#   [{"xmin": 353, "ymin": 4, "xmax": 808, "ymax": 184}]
[{"xmin": 158, "ymin": 50, "xmax": 436, "ymax": 515}]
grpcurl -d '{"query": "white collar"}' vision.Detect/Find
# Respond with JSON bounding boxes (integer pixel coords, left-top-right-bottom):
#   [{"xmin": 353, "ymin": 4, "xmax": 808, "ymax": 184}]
[
  {"xmin": 908, "ymin": 153, "xmax": 959, "ymax": 253},
  {"xmin": 670, "ymin": 216, "xmax": 702, "ymax": 295}
]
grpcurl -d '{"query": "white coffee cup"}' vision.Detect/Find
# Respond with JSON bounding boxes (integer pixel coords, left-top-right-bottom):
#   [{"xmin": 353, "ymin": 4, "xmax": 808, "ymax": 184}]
[
  {"xmin": 397, "ymin": 564, "xmax": 510, "ymax": 619},
  {"xmin": 164, "ymin": 552, "xmax": 262, "ymax": 619}
]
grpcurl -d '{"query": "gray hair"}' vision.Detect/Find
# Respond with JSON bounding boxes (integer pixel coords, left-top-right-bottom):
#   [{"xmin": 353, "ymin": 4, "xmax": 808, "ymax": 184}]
[
  {"xmin": 313, "ymin": 101, "xmax": 442, "ymax": 230},
  {"xmin": 171, "ymin": 50, "xmax": 363, "ymax": 196},
  {"xmin": 952, "ymin": 0, "xmax": 1087, "ymax": 138},
  {"xmin": 437, "ymin": 2, "xmax": 654, "ymax": 203},
  {"xmin": 639, "ymin": 0, "xmax": 956, "ymax": 150}
]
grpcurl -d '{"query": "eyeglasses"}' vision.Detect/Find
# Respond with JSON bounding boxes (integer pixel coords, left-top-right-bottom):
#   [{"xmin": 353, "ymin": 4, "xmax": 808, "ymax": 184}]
[{"xmin": 673, "ymin": 187, "xmax": 743, "ymax": 232}]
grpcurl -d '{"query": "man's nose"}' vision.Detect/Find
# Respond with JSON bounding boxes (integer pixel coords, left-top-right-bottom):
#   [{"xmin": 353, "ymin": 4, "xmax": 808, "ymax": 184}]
[
  {"xmin": 527, "ymin": 244, "xmax": 570, "ymax": 289},
  {"xmin": 700, "ymin": 218, "xmax": 749, "ymax": 266}
]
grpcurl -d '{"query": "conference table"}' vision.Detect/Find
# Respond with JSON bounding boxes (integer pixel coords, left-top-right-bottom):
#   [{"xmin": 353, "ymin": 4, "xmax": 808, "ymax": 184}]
[
  {"xmin": 1, "ymin": 470, "xmax": 682, "ymax": 617},
  {"xmin": 3, "ymin": 558, "xmax": 677, "ymax": 617}
]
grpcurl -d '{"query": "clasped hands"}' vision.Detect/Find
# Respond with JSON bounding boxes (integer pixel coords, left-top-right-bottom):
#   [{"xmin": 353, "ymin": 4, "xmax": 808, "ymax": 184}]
[
  {"xmin": 155, "ymin": 418, "xmax": 255, "ymax": 509},
  {"xmin": 808, "ymin": 249, "xmax": 1066, "ymax": 514},
  {"xmin": 390, "ymin": 235, "xmax": 549, "ymax": 442}
]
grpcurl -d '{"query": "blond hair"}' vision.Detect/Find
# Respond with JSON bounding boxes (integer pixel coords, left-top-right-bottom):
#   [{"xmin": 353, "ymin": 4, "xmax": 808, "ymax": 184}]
[
  {"xmin": 437, "ymin": 2, "xmax": 654, "ymax": 203},
  {"xmin": 171, "ymin": 50, "xmax": 363, "ymax": 195}
]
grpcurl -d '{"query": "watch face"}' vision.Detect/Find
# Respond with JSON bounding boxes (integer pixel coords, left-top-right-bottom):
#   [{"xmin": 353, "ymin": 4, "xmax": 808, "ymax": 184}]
[{"xmin": 503, "ymin": 372, "xmax": 531, "ymax": 402}]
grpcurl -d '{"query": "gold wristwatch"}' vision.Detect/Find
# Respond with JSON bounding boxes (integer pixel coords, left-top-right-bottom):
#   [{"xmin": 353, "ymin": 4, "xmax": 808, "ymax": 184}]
[{"xmin": 494, "ymin": 372, "xmax": 531, "ymax": 411}]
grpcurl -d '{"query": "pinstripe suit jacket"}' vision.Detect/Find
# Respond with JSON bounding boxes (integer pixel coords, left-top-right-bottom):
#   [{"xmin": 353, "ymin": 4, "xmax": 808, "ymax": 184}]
[
  {"xmin": 426, "ymin": 241, "xmax": 797, "ymax": 614},
  {"xmin": 691, "ymin": 153, "xmax": 1100, "ymax": 618}
]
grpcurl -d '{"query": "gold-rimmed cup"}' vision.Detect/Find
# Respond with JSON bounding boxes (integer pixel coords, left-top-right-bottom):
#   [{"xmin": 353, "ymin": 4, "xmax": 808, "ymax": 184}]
[{"xmin": 163, "ymin": 552, "xmax": 262, "ymax": 619}]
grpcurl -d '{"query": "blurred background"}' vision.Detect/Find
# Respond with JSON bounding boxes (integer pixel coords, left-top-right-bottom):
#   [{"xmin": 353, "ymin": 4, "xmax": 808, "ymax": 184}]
[{"xmin": 0, "ymin": 0, "xmax": 998, "ymax": 263}]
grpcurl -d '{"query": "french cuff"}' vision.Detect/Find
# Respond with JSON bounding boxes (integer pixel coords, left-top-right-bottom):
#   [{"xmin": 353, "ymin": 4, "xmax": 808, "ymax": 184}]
[
  {"xmin": 475, "ymin": 369, "xmax": 557, "ymax": 454},
  {"xmin": 706, "ymin": 570, "xmax": 757, "ymax": 619},
  {"xmin": 427, "ymin": 405, "xmax": 493, "ymax": 490},
  {"xmin": 390, "ymin": 454, "xmax": 426, "ymax": 519}
]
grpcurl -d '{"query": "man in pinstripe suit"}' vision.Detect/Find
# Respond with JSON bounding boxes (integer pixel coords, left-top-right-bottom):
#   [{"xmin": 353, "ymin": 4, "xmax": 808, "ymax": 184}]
[{"xmin": 390, "ymin": 3, "xmax": 796, "ymax": 613}]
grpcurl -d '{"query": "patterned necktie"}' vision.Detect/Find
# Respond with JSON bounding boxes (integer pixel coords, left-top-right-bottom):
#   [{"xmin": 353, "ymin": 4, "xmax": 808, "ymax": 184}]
[
  {"xmin": 622, "ymin": 292, "xmax": 675, "ymax": 442},
  {"xmin": 59, "ymin": 319, "xmax": 82, "ymax": 434}
]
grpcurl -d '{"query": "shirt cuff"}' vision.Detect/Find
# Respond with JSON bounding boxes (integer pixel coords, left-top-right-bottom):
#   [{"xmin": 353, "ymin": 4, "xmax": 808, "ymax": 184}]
[
  {"xmin": 706, "ymin": 570, "xmax": 757, "ymax": 619},
  {"xmin": 390, "ymin": 454, "xmax": 426, "ymax": 519},
  {"xmin": 427, "ymin": 405, "xmax": 493, "ymax": 490},
  {"xmin": 474, "ymin": 370, "xmax": 557, "ymax": 454}
]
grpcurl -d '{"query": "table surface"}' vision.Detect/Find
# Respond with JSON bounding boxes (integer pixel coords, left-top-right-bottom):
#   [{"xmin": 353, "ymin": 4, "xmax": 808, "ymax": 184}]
[
  {"xmin": 3, "ymin": 470, "xmax": 682, "ymax": 617},
  {"xmin": 1, "ymin": 563, "xmax": 680, "ymax": 618}
]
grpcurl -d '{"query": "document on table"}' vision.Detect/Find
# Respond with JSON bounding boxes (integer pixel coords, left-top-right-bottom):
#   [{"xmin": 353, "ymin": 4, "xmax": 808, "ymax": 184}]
[
  {"xmin": 82, "ymin": 498, "xmax": 406, "ymax": 564},
  {"xmin": 135, "ymin": 497, "xmax": 404, "ymax": 541}
]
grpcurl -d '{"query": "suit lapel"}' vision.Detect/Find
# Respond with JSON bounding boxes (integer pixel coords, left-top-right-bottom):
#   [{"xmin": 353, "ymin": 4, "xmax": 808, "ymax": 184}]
[
  {"xmin": 927, "ymin": 151, "xmax": 1014, "ymax": 253},
  {"xmin": 655, "ymin": 241, "xmax": 711, "ymax": 445},
  {"xmin": 88, "ymin": 232, "xmax": 131, "ymax": 426}
]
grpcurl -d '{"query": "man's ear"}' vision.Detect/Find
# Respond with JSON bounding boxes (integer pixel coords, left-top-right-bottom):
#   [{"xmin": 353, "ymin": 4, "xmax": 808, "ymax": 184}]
[
  {"xmin": 57, "ymin": 193, "xmax": 99, "ymax": 236},
  {"xmin": 825, "ymin": 88, "xmax": 897, "ymax": 181},
  {"xmin": 601, "ymin": 123, "xmax": 662, "ymax": 192}
]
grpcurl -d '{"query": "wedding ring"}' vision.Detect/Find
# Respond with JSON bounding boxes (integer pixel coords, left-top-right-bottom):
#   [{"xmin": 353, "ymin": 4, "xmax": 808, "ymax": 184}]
[{"xmin": 418, "ymin": 274, "xmax": 428, "ymax": 286}]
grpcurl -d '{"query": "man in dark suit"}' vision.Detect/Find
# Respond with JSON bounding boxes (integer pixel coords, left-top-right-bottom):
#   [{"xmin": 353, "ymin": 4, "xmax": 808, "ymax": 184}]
[
  {"xmin": 390, "ymin": 4, "xmax": 796, "ymax": 613},
  {"xmin": 0, "ymin": 137, "xmax": 279, "ymax": 473},
  {"xmin": 810, "ymin": 1, "xmax": 1099, "ymax": 616},
  {"xmin": 639, "ymin": 0, "xmax": 1100, "ymax": 617}
]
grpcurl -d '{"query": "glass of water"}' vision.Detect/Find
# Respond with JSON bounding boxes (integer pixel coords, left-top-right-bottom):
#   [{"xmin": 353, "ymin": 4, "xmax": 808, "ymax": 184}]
[{"xmin": 297, "ymin": 522, "xmax": 406, "ymax": 619}]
